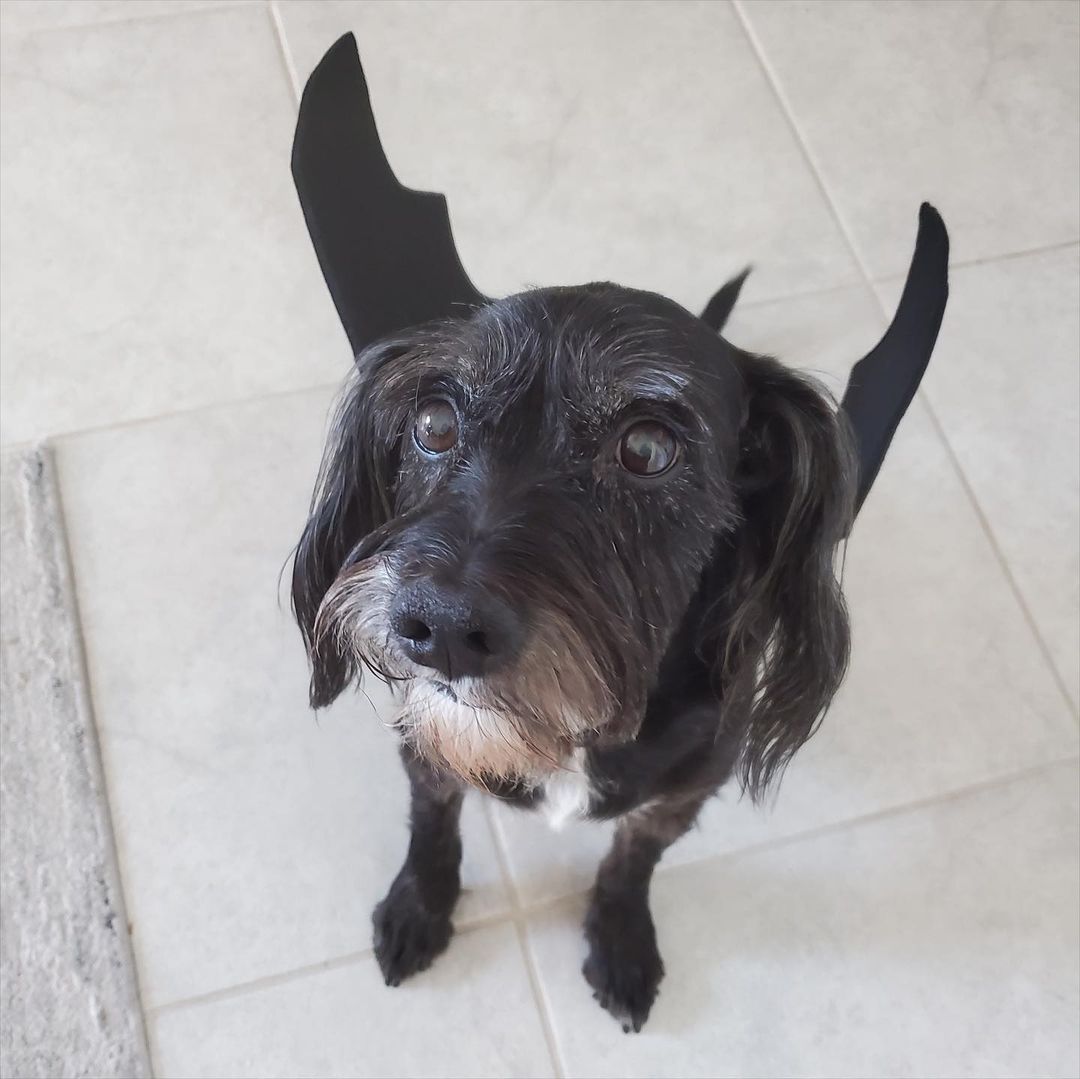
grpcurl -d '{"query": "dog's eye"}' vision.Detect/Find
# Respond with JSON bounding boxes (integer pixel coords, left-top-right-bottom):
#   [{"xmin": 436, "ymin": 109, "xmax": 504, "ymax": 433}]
[
  {"xmin": 414, "ymin": 399, "xmax": 459, "ymax": 454},
  {"xmin": 618, "ymin": 420, "xmax": 678, "ymax": 476}
]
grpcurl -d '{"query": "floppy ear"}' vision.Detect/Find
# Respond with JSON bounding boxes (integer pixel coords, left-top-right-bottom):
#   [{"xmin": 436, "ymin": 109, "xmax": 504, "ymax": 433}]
[
  {"xmin": 291, "ymin": 338, "xmax": 409, "ymax": 708},
  {"xmin": 707, "ymin": 352, "xmax": 857, "ymax": 800}
]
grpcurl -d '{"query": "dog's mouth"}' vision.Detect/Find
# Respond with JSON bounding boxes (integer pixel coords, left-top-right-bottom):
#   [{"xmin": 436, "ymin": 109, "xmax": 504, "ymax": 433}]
[{"xmin": 429, "ymin": 679, "xmax": 459, "ymax": 703}]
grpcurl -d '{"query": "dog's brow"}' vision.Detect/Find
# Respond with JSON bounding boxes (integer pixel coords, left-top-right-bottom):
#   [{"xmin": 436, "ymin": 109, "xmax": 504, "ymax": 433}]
[{"xmin": 615, "ymin": 368, "xmax": 690, "ymax": 404}]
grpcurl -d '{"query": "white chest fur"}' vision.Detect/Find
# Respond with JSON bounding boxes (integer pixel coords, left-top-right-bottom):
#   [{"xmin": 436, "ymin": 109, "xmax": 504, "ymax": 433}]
[{"xmin": 540, "ymin": 748, "xmax": 593, "ymax": 831}]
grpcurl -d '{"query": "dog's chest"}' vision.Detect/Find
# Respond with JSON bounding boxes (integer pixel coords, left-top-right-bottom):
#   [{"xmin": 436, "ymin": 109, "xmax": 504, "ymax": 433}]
[{"xmin": 539, "ymin": 748, "xmax": 593, "ymax": 831}]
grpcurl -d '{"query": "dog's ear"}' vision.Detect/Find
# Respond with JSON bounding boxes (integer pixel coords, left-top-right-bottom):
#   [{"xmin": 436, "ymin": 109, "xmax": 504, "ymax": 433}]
[
  {"xmin": 705, "ymin": 352, "xmax": 857, "ymax": 800},
  {"xmin": 292, "ymin": 338, "xmax": 411, "ymax": 708}
]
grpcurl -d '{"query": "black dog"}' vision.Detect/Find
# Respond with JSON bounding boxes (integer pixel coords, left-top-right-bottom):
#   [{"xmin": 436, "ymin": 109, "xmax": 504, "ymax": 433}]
[{"xmin": 291, "ymin": 276, "xmax": 857, "ymax": 1032}]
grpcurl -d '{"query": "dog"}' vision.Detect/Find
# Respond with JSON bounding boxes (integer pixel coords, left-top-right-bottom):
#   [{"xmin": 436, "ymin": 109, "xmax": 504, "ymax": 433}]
[{"xmin": 291, "ymin": 273, "xmax": 857, "ymax": 1032}]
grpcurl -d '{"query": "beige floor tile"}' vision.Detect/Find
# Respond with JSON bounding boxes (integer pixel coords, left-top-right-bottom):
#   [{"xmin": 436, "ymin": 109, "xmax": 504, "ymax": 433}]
[
  {"xmin": 0, "ymin": 4, "xmax": 346, "ymax": 443},
  {"xmin": 526, "ymin": 760, "xmax": 1080, "ymax": 1078},
  {"xmin": 739, "ymin": 0, "xmax": 1080, "ymax": 275},
  {"xmin": 151, "ymin": 921, "xmax": 556, "ymax": 1079}
]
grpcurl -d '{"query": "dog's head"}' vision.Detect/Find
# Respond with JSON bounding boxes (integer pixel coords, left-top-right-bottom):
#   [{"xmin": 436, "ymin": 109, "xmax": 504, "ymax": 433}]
[{"xmin": 293, "ymin": 284, "xmax": 855, "ymax": 795}]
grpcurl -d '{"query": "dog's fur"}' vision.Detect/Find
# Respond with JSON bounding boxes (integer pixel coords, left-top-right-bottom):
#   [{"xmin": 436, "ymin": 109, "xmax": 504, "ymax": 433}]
[{"xmin": 293, "ymin": 281, "xmax": 856, "ymax": 1031}]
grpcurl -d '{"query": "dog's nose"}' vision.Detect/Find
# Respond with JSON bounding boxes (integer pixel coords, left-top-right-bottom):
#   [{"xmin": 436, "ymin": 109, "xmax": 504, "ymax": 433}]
[{"xmin": 389, "ymin": 580, "xmax": 521, "ymax": 681}]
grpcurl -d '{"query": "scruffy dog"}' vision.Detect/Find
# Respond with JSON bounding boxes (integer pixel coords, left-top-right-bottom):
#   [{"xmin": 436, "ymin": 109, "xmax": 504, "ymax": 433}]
[{"xmin": 291, "ymin": 276, "xmax": 856, "ymax": 1032}]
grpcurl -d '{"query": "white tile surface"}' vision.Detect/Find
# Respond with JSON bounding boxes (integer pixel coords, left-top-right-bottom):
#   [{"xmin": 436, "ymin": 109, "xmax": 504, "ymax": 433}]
[
  {"xmin": 493, "ymin": 286, "xmax": 1079, "ymax": 907},
  {"xmin": 0, "ymin": 4, "xmax": 346, "ymax": 444},
  {"xmin": 151, "ymin": 921, "xmax": 556, "ymax": 1079},
  {"xmin": 276, "ymin": 0, "xmax": 860, "ymax": 311},
  {"xmin": 739, "ymin": 0, "xmax": 1080, "ymax": 276},
  {"xmin": 526, "ymin": 760, "xmax": 1080, "ymax": 1079},
  {"xmin": 889, "ymin": 246, "xmax": 1080, "ymax": 709},
  {"xmin": 55, "ymin": 387, "xmax": 510, "ymax": 1007}
]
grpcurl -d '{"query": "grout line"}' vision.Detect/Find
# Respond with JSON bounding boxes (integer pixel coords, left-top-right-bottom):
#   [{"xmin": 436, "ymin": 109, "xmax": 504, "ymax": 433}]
[
  {"xmin": 149, "ymin": 906, "xmax": 515, "ymax": 1018},
  {"xmin": 151, "ymin": 947, "xmax": 379, "ymax": 1017},
  {"xmin": 655, "ymin": 750, "xmax": 1080, "ymax": 874},
  {"xmin": 911, "ymin": 390, "xmax": 1078, "ymax": 719},
  {"xmin": 268, "ymin": 0, "xmax": 301, "ymax": 105},
  {"xmin": 921, "ymin": 237, "xmax": 1080, "ymax": 276},
  {"xmin": 730, "ymin": 0, "xmax": 878, "ymax": 299},
  {"xmin": 865, "ymin": 238, "xmax": 1080, "ymax": 291},
  {"xmin": 482, "ymin": 800, "xmax": 567, "ymax": 1079},
  {"xmin": 512, "ymin": 917, "xmax": 570, "ymax": 1079},
  {"xmin": 706, "ymin": 235, "xmax": 1080, "ymax": 321},
  {"xmin": 41, "ymin": 377, "xmax": 345, "ymax": 449},
  {"xmin": 513, "ymin": 750, "xmax": 1080, "ymax": 921},
  {"xmin": 732, "ymin": 0, "xmax": 1079, "ymax": 722}
]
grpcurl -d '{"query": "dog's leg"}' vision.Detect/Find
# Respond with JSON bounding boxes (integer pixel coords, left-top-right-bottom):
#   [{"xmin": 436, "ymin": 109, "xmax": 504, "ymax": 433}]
[
  {"xmin": 373, "ymin": 746, "xmax": 464, "ymax": 986},
  {"xmin": 583, "ymin": 791, "xmax": 707, "ymax": 1032}
]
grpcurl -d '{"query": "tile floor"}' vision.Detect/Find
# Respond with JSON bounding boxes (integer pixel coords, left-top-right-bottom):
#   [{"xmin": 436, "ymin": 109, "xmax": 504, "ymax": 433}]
[{"xmin": 1, "ymin": 1, "xmax": 1077, "ymax": 1076}]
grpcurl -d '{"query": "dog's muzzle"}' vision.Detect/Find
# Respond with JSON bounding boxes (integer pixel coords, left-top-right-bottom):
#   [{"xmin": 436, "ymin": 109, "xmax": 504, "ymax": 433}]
[{"xmin": 316, "ymin": 552, "xmax": 619, "ymax": 784}]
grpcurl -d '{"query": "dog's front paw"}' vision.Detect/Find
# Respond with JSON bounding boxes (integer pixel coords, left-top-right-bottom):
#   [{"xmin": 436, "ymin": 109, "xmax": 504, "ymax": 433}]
[
  {"xmin": 582, "ymin": 893, "xmax": 664, "ymax": 1032},
  {"xmin": 372, "ymin": 869, "xmax": 455, "ymax": 987}
]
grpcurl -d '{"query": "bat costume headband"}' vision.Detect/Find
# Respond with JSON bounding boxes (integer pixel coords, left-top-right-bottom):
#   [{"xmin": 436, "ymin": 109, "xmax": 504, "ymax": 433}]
[{"xmin": 291, "ymin": 34, "xmax": 949, "ymax": 520}]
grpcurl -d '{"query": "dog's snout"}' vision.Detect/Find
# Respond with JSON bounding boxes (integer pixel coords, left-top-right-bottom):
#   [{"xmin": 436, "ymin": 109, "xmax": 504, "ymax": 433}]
[{"xmin": 390, "ymin": 580, "xmax": 521, "ymax": 680}]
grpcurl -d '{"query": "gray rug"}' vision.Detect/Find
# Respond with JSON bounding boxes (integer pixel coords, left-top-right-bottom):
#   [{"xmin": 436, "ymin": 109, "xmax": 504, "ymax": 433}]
[{"xmin": 0, "ymin": 447, "xmax": 150, "ymax": 1079}]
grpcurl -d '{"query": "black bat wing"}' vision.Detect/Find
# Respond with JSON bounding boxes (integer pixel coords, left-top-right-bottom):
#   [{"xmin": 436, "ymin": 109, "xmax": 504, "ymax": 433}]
[
  {"xmin": 841, "ymin": 203, "xmax": 950, "ymax": 517},
  {"xmin": 291, "ymin": 33, "xmax": 487, "ymax": 358}
]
